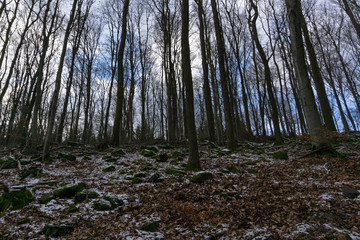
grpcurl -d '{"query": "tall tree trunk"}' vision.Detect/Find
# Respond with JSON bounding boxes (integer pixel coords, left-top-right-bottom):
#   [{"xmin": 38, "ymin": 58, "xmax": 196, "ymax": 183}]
[
  {"xmin": 248, "ymin": 0, "xmax": 282, "ymax": 143},
  {"xmin": 43, "ymin": 0, "xmax": 78, "ymax": 159},
  {"xmin": 196, "ymin": 0, "xmax": 216, "ymax": 143},
  {"xmin": 182, "ymin": 0, "xmax": 200, "ymax": 170},
  {"xmin": 210, "ymin": 0, "xmax": 236, "ymax": 150},
  {"xmin": 285, "ymin": 0, "xmax": 325, "ymax": 147},
  {"xmin": 112, "ymin": 0, "xmax": 130, "ymax": 146}
]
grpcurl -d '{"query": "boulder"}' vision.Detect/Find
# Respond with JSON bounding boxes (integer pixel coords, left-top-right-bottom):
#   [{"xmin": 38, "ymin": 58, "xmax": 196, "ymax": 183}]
[
  {"xmin": 53, "ymin": 182, "xmax": 86, "ymax": 198},
  {"xmin": 156, "ymin": 153, "xmax": 168, "ymax": 162},
  {"xmin": 191, "ymin": 172, "xmax": 213, "ymax": 183},
  {"xmin": 0, "ymin": 189, "xmax": 34, "ymax": 212},
  {"xmin": 58, "ymin": 152, "xmax": 76, "ymax": 161},
  {"xmin": 140, "ymin": 221, "xmax": 160, "ymax": 232},
  {"xmin": 74, "ymin": 190, "xmax": 99, "ymax": 203},
  {"xmin": 43, "ymin": 225, "xmax": 76, "ymax": 237},
  {"xmin": 341, "ymin": 186, "xmax": 359, "ymax": 199}
]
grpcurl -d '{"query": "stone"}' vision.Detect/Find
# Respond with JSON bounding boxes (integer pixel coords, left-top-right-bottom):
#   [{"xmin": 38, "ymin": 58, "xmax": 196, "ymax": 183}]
[
  {"xmin": 74, "ymin": 190, "xmax": 99, "ymax": 203},
  {"xmin": 20, "ymin": 165, "xmax": 43, "ymax": 179},
  {"xmin": 43, "ymin": 225, "xmax": 76, "ymax": 237},
  {"xmin": 38, "ymin": 194, "xmax": 54, "ymax": 204},
  {"xmin": 94, "ymin": 197, "xmax": 123, "ymax": 211},
  {"xmin": 341, "ymin": 186, "xmax": 359, "ymax": 199},
  {"xmin": 172, "ymin": 151, "xmax": 182, "ymax": 159},
  {"xmin": 148, "ymin": 173, "xmax": 163, "ymax": 183},
  {"xmin": 156, "ymin": 153, "xmax": 168, "ymax": 162},
  {"xmin": 103, "ymin": 166, "xmax": 116, "ymax": 172},
  {"xmin": 140, "ymin": 221, "xmax": 160, "ymax": 232},
  {"xmin": 58, "ymin": 152, "xmax": 76, "ymax": 161},
  {"xmin": 273, "ymin": 151, "xmax": 288, "ymax": 160},
  {"xmin": 53, "ymin": 182, "xmax": 86, "ymax": 198},
  {"xmin": 0, "ymin": 157, "xmax": 17, "ymax": 169},
  {"xmin": 140, "ymin": 149, "xmax": 157, "ymax": 158},
  {"xmin": 191, "ymin": 172, "xmax": 213, "ymax": 183},
  {"xmin": 112, "ymin": 149, "xmax": 126, "ymax": 156},
  {"xmin": 158, "ymin": 143, "xmax": 173, "ymax": 149},
  {"xmin": 0, "ymin": 189, "xmax": 34, "ymax": 212}
]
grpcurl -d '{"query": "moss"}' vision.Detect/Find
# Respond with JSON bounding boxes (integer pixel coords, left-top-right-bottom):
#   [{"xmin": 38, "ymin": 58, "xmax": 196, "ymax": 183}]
[
  {"xmin": 158, "ymin": 143, "xmax": 174, "ymax": 149},
  {"xmin": 43, "ymin": 225, "xmax": 75, "ymax": 237},
  {"xmin": 259, "ymin": 156, "xmax": 270, "ymax": 162},
  {"xmin": 94, "ymin": 199, "xmax": 113, "ymax": 211},
  {"xmin": 253, "ymin": 148, "xmax": 264, "ymax": 155},
  {"xmin": 326, "ymin": 235, "xmax": 335, "ymax": 240},
  {"xmin": 67, "ymin": 205, "xmax": 78, "ymax": 213},
  {"xmin": 134, "ymin": 172, "xmax": 147, "ymax": 178},
  {"xmin": 104, "ymin": 148, "xmax": 114, "ymax": 153},
  {"xmin": 102, "ymin": 155, "xmax": 112, "ymax": 160},
  {"xmin": 42, "ymin": 155, "xmax": 53, "ymax": 163},
  {"xmin": 140, "ymin": 149, "xmax": 157, "ymax": 158},
  {"xmin": 119, "ymin": 170, "xmax": 127, "ymax": 175},
  {"xmin": 112, "ymin": 149, "xmax": 126, "ymax": 156},
  {"xmin": 124, "ymin": 175, "xmax": 134, "ymax": 180},
  {"xmin": 74, "ymin": 190, "xmax": 99, "ymax": 203},
  {"xmin": 191, "ymin": 172, "xmax": 213, "ymax": 183},
  {"xmin": 164, "ymin": 168, "xmax": 185, "ymax": 175},
  {"xmin": 38, "ymin": 194, "xmax": 54, "ymax": 204},
  {"xmin": 248, "ymin": 169, "xmax": 258, "ymax": 174},
  {"xmin": 148, "ymin": 173, "xmax": 163, "ymax": 183},
  {"xmin": 105, "ymin": 158, "xmax": 117, "ymax": 163},
  {"xmin": 226, "ymin": 165, "xmax": 241, "ymax": 173},
  {"xmin": 172, "ymin": 151, "xmax": 182, "ymax": 159},
  {"xmin": 103, "ymin": 165, "xmax": 116, "ymax": 172},
  {"xmin": 273, "ymin": 151, "xmax": 288, "ymax": 160},
  {"xmin": 58, "ymin": 152, "xmax": 76, "ymax": 161},
  {"xmin": 132, "ymin": 177, "xmax": 143, "ymax": 184},
  {"xmin": 0, "ymin": 189, "xmax": 34, "ymax": 212},
  {"xmin": 214, "ymin": 210, "xmax": 223, "ymax": 216},
  {"xmin": 17, "ymin": 218, "xmax": 30, "ymax": 225},
  {"xmin": 157, "ymin": 153, "xmax": 168, "ymax": 162},
  {"xmin": 177, "ymin": 177, "xmax": 184, "ymax": 183},
  {"xmin": 53, "ymin": 182, "xmax": 86, "ymax": 198},
  {"xmin": 140, "ymin": 221, "xmax": 160, "ymax": 232},
  {"xmin": 220, "ymin": 193, "xmax": 229, "ymax": 199},
  {"xmin": 0, "ymin": 157, "xmax": 17, "ymax": 169}
]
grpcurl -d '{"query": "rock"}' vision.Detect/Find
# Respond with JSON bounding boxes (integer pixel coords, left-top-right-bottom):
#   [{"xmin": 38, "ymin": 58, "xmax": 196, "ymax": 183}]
[
  {"xmin": 172, "ymin": 151, "xmax": 182, "ymax": 159},
  {"xmin": 0, "ymin": 189, "xmax": 34, "ymax": 212},
  {"xmin": 341, "ymin": 186, "xmax": 359, "ymax": 199},
  {"xmin": 132, "ymin": 177, "xmax": 143, "ymax": 184},
  {"xmin": 191, "ymin": 172, "xmax": 213, "ymax": 183},
  {"xmin": 134, "ymin": 173, "xmax": 147, "ymax": 178},
  {"xmin": 58, "ymin": 152, "xmax": 76, "ymax": 161},
  {"xmin": 103, "ymin": 166, "xmax": 116, "ymax": 172},
  {"xmin": 226, "ymin": 165, "xmax": 241, "ymax": 173},
  {"xmin": 38, "ymin": 194, "xmax": 54, "ymax": 204},
  {"xmin": 112, "ymin": 149, "xmax": 126, "ymax": 156},
  {"xmin": 158, "ymin": 143, "xmax": 173, "ymax": 149},
  {"xmin": 148, "ymin": 173, "xmax": 163, "ymax": 183},
  {"xmin": 74, "ymin": 190, "xmax": 99, "ymax": 203},
  {"xmin": 164, "ymin": 168, "xmax": 185, "ymax": 175},
  {"xmin": 0, "ymin": 157, "xmax": 17, "ymax": 169},
  {"xmin": 94, "ymin": 197, "xmax": 123, "ymax": 211},
  {"xmin": 140, "ymin": 149, "xmax": 157, "ymax": 158},
  {"xmin": 20, "ymin": 164, "xmax": 43, "ymax": 179},
  {"xmin": 43, "ymin": 225, "xmax": 76, "ymax": 237},
  {"xmin": 66, "ymin": 205, "xmax": 78, "ymax": 213},
  {"xmin": 140, "ymin": 221, "xmax": 160, "ymax": 232},
  {"xmin": 156, "ymin": 153, "xmax": 168, "ymax": 162},
  {"xmin": 273, "ymin": 151, "xmax": 288, "ymax": 160},
  {"xmin": 53, "ymin": 182, "xmax": 86, "ymax": 198}
]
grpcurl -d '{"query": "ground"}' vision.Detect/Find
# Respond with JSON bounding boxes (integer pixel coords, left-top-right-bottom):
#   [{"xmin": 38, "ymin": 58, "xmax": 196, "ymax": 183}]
[{"xmin": 0, "ymin": 133, "xmax": 359, "ymax": 239}]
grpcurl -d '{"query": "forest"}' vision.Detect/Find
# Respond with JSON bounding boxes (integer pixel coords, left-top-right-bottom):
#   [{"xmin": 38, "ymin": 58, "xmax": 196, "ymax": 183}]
[{"xmin": 0, "ymin": 0, "xmax": 359, "ymax": 239}]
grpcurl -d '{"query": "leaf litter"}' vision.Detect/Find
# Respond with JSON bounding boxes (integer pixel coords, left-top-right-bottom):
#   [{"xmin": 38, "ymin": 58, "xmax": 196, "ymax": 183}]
[{"xmin": 0, "ymin": 133, "xmax": 359, "ymax": 239}]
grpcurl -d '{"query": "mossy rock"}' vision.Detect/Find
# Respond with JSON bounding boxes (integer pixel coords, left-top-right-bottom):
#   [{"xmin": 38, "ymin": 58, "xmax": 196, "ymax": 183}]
[
  {"xmin": 103, "ymin": 148, "xmax": 114, "ymax": 153},
  {"xmin": 94, "ymin": 197, "xmax": 123, "ymax": 211},
  {"xmin": 158, "ymin": 143, "xmax": 174, "ymax": 149},
  {"xmin": 103, "ymin": 165, "xmax": 116, "ymax": 172},
  {"xmin": 0, "ymin": 189, "xmax": 34, "ymax": 212},
  {"xmin": 67, "ymin": 205, "xmax": 78, "ymax": 213},
  {"xmin": 17, "ymin": 218, "xmax": 30, "ymax": 225},
  {"xmin": 38, "ymin": 194, "xmax": 54, "ymax": 204},
  {"xmin": 171, "ymin": 151, "xmax": 182, "ymax": 159},
  {"xmin": 43, "ymin": 225, "xmax": 75, "ymax": 237},
  {"xmin": 20, "ymin": 165, "xmax": 43, "ymax": 179},
  {"xmin": 164, "ymin": 168, "xmax": 185, "ymax": 175},
  {"xmin": 0, "ymin": 157, "xmax": 17, "ymax": 169},
  {"xmin": 156, "ymin": 153, "xmax": 168, "ymax": 162},
  {"xmin": 124, "ymin": 175, "xmax": 134, "ymax": 180},
  {"xmin": 148, "ymin": 173, "xmax": 163, "ymax": 183},
  {"xmin": 140, "ymin": 221, "xmax": 160, "ymax": 232},
  {"xmin": 226, "ymin": 165, "xmax": 241, "ymax": 173},
  {"xmin": 248, "ymin": 169, "xmax": 258, "ymax": 174},
  {"xmin": 273, "ymin": 151, "xmax": 288, "ymax": 160},
  {"xmin": 74, "ymin": 190, "xmax": 99, "ymax": 203},
  {"xmin": 252, "ymin": 148, "xmax": 264, "ymax": 155},
  {"xmin": 132, "ymin": 177, "xmax": 143, "ymax": 184},
  {"xmin": 140, "ymin": 149, "xmax": 157, "ymax": 158},
  {"xmin": 134, "ymin": 172, "xmax": 147, "ymax": 178},
  {"xmin": 53, "ymin": 182, "xmax": 86, "ymax": 198},
  {"xmin": 112, "ymin": 149, "xmax": 126, "ymax": 157},
  {"xmin": 219, "ymin": 148, "xmax": 231, "ymax": 156},
  {"xmin": 58, "ymin": 152, "xmax": 76, "ymax": 161},
  {"xmin": 191, "ymin": 172, "xmax": 213, "ymax": 183},
  {"xmin": 259, "ymin": 156, "xmax": 271, "ymax": 162},
  {"xmin": 102, "ymin": 155, "xmax": 113, "ymax": 160}
]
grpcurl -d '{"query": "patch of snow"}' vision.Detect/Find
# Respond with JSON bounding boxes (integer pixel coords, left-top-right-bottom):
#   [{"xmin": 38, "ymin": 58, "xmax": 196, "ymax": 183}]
[
  {"xmin": 243, "ymin": 226, "xmax": 271, "ymax": 239},
  {"xmin": 324, "ymin": 224, "xmax": 360, "ymax": 239},
  {"xmin": 320, "ymin": 194, "xmax": 333, "ymax": 200},
  {"xmin": 293, "ymin": 223, "xmax": 312, "ymax": 234}
]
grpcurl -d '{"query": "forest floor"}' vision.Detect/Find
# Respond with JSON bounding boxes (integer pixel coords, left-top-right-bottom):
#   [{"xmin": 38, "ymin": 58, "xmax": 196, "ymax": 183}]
[{"xmin": 0, "ymin": 133, "xmax": 359, "ymax": 239}]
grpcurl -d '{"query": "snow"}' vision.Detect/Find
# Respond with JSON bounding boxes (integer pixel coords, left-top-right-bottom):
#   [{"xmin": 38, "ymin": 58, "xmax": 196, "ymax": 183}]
[{"xmin": 324, "ymin": 224, "xmax": 360, "ymax": 239}]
